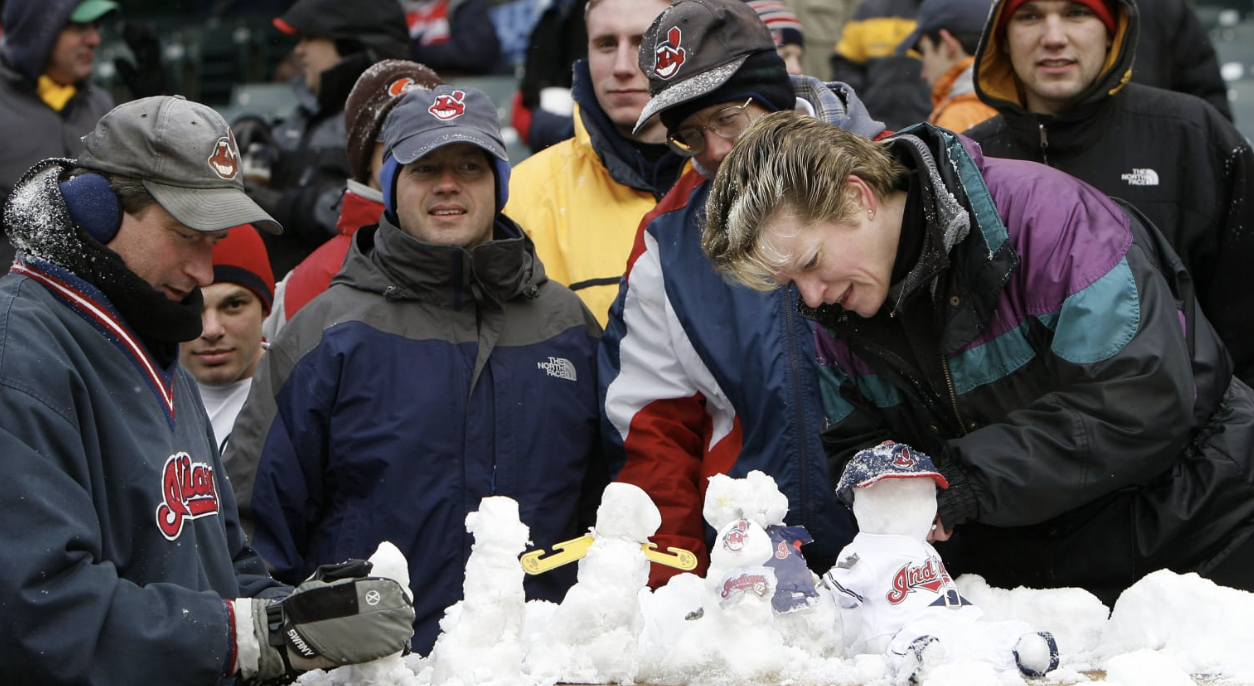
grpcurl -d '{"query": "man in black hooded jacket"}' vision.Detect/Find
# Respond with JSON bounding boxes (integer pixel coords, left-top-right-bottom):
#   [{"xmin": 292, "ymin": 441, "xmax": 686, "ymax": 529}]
[
  {"xmin": 966, "ymin": 0, "xmax": 1254, "ymax": 387},
  {"xmin": 243, "ymin": 0, "xmax": 410, "ymax": 278}
]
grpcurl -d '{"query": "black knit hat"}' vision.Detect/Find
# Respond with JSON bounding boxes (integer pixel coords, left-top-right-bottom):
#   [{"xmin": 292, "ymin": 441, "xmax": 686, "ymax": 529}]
[{"xmin": 658, "ymin": 50, "xmax": 794, "ymax": 131}]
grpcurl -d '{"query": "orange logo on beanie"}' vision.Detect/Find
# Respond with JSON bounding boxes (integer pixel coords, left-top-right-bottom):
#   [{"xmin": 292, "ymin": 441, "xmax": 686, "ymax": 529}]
[
  {"xmin": 207, "ymin": 132, "xmax": 240, "ymax": 180},
  {"xmin": 388, "ymin": 77, "xmax": 419, "ymax": 98}
]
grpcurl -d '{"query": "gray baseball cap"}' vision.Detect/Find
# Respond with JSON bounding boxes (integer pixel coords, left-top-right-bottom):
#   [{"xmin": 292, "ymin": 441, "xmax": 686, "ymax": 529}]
[
  {"xmin": 382, "ymin": 85, "xmax": 508, "ymax": 166},
  {"xmin": 635, "ymin": 0, "xmax": 777, "ymax": 134},
  {"xmin": 78, "ymin": 96, "xmax": 281, "ymax": 234}
]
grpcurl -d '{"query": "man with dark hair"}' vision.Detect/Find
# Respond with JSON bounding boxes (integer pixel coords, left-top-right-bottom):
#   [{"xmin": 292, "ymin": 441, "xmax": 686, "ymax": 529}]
[
  {"xmin": 228, "ymin": 85, "xmax": 605, "ymax": 655},
  {"xmin": 896, "ymin": 0, "xmax": 997, "ymax": 131},
  {"xmin": 0, "ymin": 94, "xmax": 413, "ymax": 684},
  {"xmin": 242, "ymin": 0, "xmax": 410, "ymax": 278},
  {"xmin": 967, "ymin": 0, "xmax": 1254, "ymax": 386},
  {"xmin": 180, "ymin": 224, "xmax": 275, "ymax": 454},
  {"xmin": 0, "ymin": 0, "xmax": 118, "ymax": 265},
  {"xmin": 600, "ymin": 0, "xmax": 885, "ymax": 588}
]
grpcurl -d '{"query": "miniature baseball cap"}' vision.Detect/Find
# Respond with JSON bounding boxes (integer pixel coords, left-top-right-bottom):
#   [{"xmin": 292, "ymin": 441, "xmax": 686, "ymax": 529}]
[
  {"xmin": 635, "ymin": 0, "xmax": 788, "ymax": 134},
  {"xmin": 995, "ymin": 0, "xmax": 1115, "ymax": 36},
  {"xmin": 69, "ymin": 0, "xmax": 119, "ymax": 23},
  {"xmin": 78, "ymin": 96, "xmax": 281, "ymax": 234},
  {"xmin": 212, "ymin": 225, "xmax": 275, "ymax": 314},
  {"xmin": 379, "ymin": 85, "xmax": 511, "ymax": 214},
  {"xmin": 835, "ymin": 440, "xmax": 949, "ymax": 507},
  {"xmin": 345, "ymin": 60, "xmax": 443, "ymax": 184},
  {"xmin": 897, "ymin": 0, "xmax": 996, "ymax": 54}
]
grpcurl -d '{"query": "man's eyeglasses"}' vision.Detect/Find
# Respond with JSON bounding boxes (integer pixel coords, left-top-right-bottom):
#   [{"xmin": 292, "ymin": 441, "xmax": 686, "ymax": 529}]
[{"xmin": 666, "ymin": 98, "xmax": 755, "ymax": 157}]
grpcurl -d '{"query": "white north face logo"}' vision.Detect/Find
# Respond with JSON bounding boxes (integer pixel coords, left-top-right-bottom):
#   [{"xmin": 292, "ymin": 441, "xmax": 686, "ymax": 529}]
[
  {"xmin": 538, "ymin": 357, "xmax": 577, "ymax": 381},
  {"xmin": 1120, "ymin": 168, "xmax": 1159, "ymax": 186}
]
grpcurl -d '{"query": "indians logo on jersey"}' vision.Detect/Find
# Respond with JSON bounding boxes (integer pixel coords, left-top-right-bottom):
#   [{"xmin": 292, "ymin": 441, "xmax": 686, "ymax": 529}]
[
  {"xmin": 886, "ymin": 556, "xmax": 954, "ymax": 604},
  {"xmin": 155, "ymin": 451, "xmax": 221, "ymax": 540},
  {"xmin": 207, "ymin": 132, "xmax": 240, "ymax": 180},
  {"xmin": 653, "ymin": 27, "xmax": 686, "ymax": 79},
  {"xmin": 429, "ymin": 90, "xmax": 468, "ymax": 120}
]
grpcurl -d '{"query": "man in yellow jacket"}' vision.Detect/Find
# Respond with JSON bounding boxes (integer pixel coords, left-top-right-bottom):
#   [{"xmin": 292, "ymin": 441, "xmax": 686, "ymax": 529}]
[{"xmin": 506, "ymin": 0, "xmax": 686, "ymax": 326}]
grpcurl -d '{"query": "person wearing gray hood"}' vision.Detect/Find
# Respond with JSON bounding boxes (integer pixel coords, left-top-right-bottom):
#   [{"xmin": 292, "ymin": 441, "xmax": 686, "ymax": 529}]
[{"xmin": 0, "ymin": 0, "xmax": 117, "ymax": 266}]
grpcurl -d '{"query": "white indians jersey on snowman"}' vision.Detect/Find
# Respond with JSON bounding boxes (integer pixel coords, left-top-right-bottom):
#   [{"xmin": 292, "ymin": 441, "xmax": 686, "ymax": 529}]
[{"xmin": 823, "ymin": 532, "xmax": 982, "ymax": 654}]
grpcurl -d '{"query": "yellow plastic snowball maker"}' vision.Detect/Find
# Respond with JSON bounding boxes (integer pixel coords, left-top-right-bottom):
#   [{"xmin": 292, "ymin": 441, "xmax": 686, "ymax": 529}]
[
  {"xmin": 519, "ymin": 536, "xmax": 698, "ymax": 574},
  {"xmin": 520, "ymin": 535, "xmax": 595, "ymax": 574}
]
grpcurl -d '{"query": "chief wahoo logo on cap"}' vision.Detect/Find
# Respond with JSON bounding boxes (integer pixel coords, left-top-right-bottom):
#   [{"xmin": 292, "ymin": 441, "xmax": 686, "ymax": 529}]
[
  {"xmin": 208, "ymin": 131, "xmax": 240, "ymax": 180},
  {"xmin": 654, "ymin": 27, "xmax": 686, "ymax": 79},
  {"xmin": 428, "ymin": 90, "xmax": 468, "ymax": 120}
]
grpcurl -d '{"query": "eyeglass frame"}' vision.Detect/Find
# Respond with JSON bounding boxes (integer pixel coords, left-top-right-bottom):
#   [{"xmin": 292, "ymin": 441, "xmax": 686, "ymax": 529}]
[{"xmin": 665, "ymin": 98, "xmax": 756, "ymax": 158}]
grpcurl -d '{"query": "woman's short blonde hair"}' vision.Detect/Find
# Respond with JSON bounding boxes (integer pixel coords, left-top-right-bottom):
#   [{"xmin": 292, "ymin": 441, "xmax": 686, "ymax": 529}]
[{"xmin": 701, "ymin": 110, "xmax": 906, "ymax": 290}]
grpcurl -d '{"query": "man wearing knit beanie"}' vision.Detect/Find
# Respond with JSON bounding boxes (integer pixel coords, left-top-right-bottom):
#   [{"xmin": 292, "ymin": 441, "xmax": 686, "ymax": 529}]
[
  {"xmin": 180, "ymin": 225, "xmax": 275, "ymax": 453},
  {"xmin": 966, "ymin": 0, "xmax": 1254, "ymax": 386},
  {"xmin": 264, "ymin": 59, "xmax": 442, "ymax": 339},
  {"xmin": 600, "ymin": 0, "xmax": 885, "ymax": 587},
  {"xmin": 748, "ymin": 0, "xmax": 805, "ymax": 75}
]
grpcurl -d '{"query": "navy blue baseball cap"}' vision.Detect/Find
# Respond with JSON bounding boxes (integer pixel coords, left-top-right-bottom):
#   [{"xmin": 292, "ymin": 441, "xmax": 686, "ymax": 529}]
[
  {"xmin": 835, "ymin": 441, "xmax": 949, "ymax": 507},
  {"xmin": 897, "ymin": 0, "xmax": 996, "ymax": 54}
]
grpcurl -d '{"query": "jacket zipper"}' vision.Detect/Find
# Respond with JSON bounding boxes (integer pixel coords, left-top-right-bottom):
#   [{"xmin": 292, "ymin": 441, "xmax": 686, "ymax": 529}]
[
  {"xmin": 1038, "ymin": 123, "xmax": 1050, "ymax": 166},
  {"xmin": 941, "ymin": 354, "xmax": 968, "ymax": 436},
  {"xmin": 785, "ymin": 289, "xmax": 813, "ymax": 524}
]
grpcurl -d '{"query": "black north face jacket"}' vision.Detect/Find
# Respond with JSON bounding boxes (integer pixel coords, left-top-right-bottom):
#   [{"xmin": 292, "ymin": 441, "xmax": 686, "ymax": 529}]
[{"xmin": 966, "ymin": 0, "xmax": 1254, "ymax": 387}]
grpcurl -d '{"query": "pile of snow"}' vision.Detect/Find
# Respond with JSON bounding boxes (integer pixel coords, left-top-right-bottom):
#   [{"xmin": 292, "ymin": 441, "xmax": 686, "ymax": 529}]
[{"xmin": 294, "ymin": 475, "xmax": 1254, "ymax": 686}]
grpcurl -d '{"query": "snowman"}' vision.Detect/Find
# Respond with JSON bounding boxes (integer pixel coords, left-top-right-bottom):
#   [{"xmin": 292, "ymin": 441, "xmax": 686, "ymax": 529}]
[
  {"xmin": 824, "ymin": 441, "xmax": 1059, "ymax": 684},
  {"xmin": 521, "ymin": 482, "xmax": 666, "ymax": 684}
]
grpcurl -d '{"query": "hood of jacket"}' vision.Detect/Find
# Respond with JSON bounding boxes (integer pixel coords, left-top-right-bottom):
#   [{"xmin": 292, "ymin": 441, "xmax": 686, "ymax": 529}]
[
  {"xmin": 570, "ymin": 59, "xmax": 687, "ymax": 199},
  {"xmin": 973, "ymin": 0, "xmax": 1138, "ymax": 124},
  {"xmin": 790, "ymin": 74, "xmax": 888, "ymax": 140},
  {"xmin": 332, "ymin": 210, "xmax": 548, "ymax": 391},
  {"xmin": 1, "ymin": 0, "xmax": 83, "ymax": 82},
  {"xmin": 332, "ymin": 210, "xmax": 547, "ymax": 310}
]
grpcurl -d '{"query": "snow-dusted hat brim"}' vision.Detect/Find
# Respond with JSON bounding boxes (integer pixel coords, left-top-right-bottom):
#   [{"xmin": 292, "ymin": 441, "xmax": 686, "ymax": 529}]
[{"xmin": 634, "ymin": 57, "xmax": 746, "ymax": 135}]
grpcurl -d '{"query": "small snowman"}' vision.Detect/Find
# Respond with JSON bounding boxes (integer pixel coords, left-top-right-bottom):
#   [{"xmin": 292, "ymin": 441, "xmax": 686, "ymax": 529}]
[
  {"xmin": 824, "ymin": 441, "xmax": 1059, "ymax": 684},
  {"xmin": 427, "ymin": 496, "xmax": 530, "ymax": 686},
  {"xmin": 522, "ymin": 482, "xmax": 663, "ymax": 684},
  {"xmin": 704, "ymin": 470, "xmax": 820, "ymax": 614}
]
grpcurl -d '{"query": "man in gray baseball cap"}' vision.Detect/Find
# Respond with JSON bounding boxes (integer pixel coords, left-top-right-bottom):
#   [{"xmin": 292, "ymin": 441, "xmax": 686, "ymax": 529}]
[
  {"xmin": 0, "ymin": 94, "xmax": 417, "ymax": 683},
  {"xmin": 225, "ymin": 83, "xmax": 605, "ymax": 655}
]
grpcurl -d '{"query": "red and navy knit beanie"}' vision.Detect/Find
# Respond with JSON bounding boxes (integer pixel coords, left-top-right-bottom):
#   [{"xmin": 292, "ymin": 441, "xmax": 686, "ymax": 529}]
[{"xmin": 212, "ymin": 225, "xmax": 275, "ymax": 314}]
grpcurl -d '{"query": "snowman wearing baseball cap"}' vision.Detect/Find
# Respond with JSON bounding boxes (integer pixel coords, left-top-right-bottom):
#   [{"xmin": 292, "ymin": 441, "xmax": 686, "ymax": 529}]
[{"xmin": 824, "ymin": 441, "xmax": 1059, "ymax": 683}]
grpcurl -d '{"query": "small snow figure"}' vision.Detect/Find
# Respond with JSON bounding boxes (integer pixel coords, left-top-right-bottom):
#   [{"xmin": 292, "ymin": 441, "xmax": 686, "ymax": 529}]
[
  {"xmin": 824, "ymin": 441, "xmax": 1059, "ymax": 684},
  {"xmin": 427, "ymin": 496, "xmax": 530, "ymax": 686},
  {"xmin": 704, "ymin": 471, "xmax": 820, "ymax": 613},
  {"xmin": 340, "ymin": 541, "xmax": 415, "ymax": 685},
  {"xmin": 523, "ymin": 482, "xmax": 660, "ymax": 684}
]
